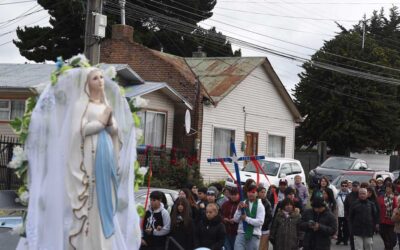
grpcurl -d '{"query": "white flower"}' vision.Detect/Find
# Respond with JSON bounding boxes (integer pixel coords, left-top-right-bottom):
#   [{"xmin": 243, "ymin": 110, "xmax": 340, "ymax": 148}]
[
  {"xmin": 104, "ymin": 66, "xmax": 117, "ymax": 79},
  {"xmin": 68, "ymin": 54, "xmax": 89, "ymax": 65},
  {"xmin": 133, "ymin": 96, "xmax": 149, "ymax": 108},
  {"xmin": 139, "ymin": 167, "xmax": 148, "ymax": 176},
  {"xmin": 135, "ymin": 128, "xmax": 143, "ymax": 138},
  {"xmin": 8, "ymin": 146, "xmax": 27, "ymax": 169},
  {"xmin": 19, "ymin": 191, "xmax": 29, "ymax": 205},
  {"xmin": 11, "ymin": 224, "xmax": 24, "ymax": 235}
]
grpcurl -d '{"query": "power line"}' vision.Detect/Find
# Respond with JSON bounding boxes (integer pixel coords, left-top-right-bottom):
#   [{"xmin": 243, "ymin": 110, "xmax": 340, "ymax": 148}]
[
  {"xmin": 105, "ymin": 2, "xmax": 400, "ymax": 85},
  {"xmin": 218, "ymin": 1, "xmax": 398, "ymax": 4},
  {"xmin": 0, "ymin": 14, "xmax": 50, "ymax": 38},
  {"xmin": 0, "ymin": 0, "xmax": 36, "ymax": 5},
  {"xmin": 0, "ymin": 5, "xmax": 43, "ymax": 29},
  {"xmin": 125, "ymin": 0, "xmax": 400, "ymax": 77},
  {"xmin": 215, "ymin": 6, "xmax": 359, "ymax": 22}
]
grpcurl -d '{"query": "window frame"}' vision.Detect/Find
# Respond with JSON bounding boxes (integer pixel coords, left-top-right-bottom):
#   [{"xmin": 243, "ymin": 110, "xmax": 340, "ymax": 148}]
[
  {"xmin": 137, "ymin": 109, "xmax": 168, "ymax": 147},
  {"xmin": 267, "ymin": 134, "xmax": 286, "ymax": 158},
  {"xmin": 0, "ymin": 100, "xmax": 11, "ymax": 121},
  {"xmin": 212, "ymin": 126, "xmax": 236, "ymax": 158}
]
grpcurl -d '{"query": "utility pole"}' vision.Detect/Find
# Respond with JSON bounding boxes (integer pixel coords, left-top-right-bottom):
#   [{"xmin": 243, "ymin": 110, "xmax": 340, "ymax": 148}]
[
  {"xmin": 84, "ymin": 0, "xmax": 105, "ymax": 65},
  {"xmin": 362, "ymin": 14, "xmax": 366, "ymax": 50}
]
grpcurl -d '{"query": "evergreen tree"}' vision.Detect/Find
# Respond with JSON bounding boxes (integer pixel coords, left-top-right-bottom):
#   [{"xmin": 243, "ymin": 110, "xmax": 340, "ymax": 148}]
[
  {"xmin": 13, "ymin": 0, "xmax": 239, "ymax": 62},
  {"xmin": 294, "ymin": 7, "xmax": 400, "ymax": 155}
]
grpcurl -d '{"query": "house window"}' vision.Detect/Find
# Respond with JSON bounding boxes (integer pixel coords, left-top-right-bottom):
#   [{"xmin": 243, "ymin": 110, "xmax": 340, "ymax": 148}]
[
  {"xmin": 0, "ymin": 100, "xmax": 25, "ymax": 121},
  {"xmin": 138, "ymin": 110, "xmax": 166, "ymax": 147},
  {"xmin": 213, "ymin": 128, "xmax": 235, "ymax": 157},
  {"xmin": 268, "ymin": 135, "xmax": 285, "ymax": 157}
]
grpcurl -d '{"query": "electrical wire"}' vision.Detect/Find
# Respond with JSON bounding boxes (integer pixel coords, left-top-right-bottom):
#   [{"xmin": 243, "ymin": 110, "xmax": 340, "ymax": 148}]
[
  {"xmin": 137, "ymin": 0, "xmax": 400, "ymax": 75},
  {"xmin": 0, "ymin": 0, "xmax": 36, "ymax": 5},
  {"xmin": 104, "ymin": 2, "xmax": 400, "ymax": 86}
]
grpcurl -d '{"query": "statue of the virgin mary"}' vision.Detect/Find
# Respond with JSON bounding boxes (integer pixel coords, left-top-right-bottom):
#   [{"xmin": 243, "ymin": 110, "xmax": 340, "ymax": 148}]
[{"xmin": 17, "ymin": 56, "xmax": 141, "ymax": 250}]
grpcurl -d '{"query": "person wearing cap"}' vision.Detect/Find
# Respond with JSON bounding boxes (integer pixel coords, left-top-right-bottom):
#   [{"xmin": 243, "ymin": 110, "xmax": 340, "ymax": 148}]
[
  {"xmin": 349, "ymin": 188, "xmax": 379, "ymax": 250},
  {"xmin": 278, "ymin": 179, "xmax": 288, "ymax": 202},
  {"xmin": 376, "ymin": 177, "xmax": 385, "ymax": 196},
  {"xmin": 344, "ymin": 180, "xmax": 360, "ymax": 250},
  {"xmin": 300, "ymin": 197, "xmax": 337, "ymax": 250},
  {"xmin": 233, "ymin": 182, "xmax": 265, "ymax": 250},
  {"xmin": 378, "ymin": 182, "xmax": 398, "ymax": 250},
  {"xmin": 207, "ymin": 186, "xmax": 219, "ymax": 205}
]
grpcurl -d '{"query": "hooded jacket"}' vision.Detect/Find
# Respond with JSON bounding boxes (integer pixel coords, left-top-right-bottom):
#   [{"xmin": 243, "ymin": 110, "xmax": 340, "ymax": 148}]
[
  {"xmin": 142, "ymin": 203, "xmax": 171, "ymax": 247},
  {"xmin": 194, "ymin": 215, "xmax": 226, "ymax": 250}
]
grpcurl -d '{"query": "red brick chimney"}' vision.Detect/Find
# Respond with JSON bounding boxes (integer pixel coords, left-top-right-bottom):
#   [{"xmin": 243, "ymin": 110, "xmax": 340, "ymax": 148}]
[{"xmin": 111, "ymin": 24, "xmax": 133, "ymax": 42}]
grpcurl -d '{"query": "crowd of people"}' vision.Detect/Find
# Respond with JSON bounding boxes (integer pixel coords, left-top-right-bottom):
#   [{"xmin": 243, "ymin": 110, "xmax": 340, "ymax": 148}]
[{"xmin": 139, "ymin": 175, "xmax": 400, "ymax": 250}]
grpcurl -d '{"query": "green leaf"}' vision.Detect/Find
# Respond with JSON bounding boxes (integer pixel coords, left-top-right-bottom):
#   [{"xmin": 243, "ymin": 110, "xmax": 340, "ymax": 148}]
[
  {"xmin": 10, "ymin": 118, "xmax": 22, "ymax": 133},
  {"xmin": 59, "ymin": 65, "xmax": 72, "ymax": 74},
  {"xmin": 133, "ymin": 113, "xmax": 141, "ymax": 128},
  {"xmin": 25, "ymin": 97, "xmax": 37, "ymax": 113},
  {"xmin": 70, "ymin": 57, "xmax": 81, "ymax": 67},
  {"xmin": 51, "ymin": 72, "xmax": 58, "ymax": 85},
  {"xmin": 136, "ymin": 205, "xmax": 145, "ymax": 217}
]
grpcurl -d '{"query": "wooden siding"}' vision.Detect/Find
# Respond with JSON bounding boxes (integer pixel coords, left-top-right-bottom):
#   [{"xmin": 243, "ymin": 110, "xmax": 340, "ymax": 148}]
[
  {"xmin": 0, "ymin": 124, "xmax": 17, "ymax": 138},
  {"xmin": 142, "ymin": 90, "xmax": 175, "ymax": 148},
  {"xmin": 200, "ymin": 65, "xmax": 296, "ymax": 182}
]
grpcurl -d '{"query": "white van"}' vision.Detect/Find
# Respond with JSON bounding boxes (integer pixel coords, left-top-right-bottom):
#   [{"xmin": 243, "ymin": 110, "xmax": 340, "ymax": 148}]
[{"xmin": 225, "ymin": 158, "xmax": 307, "ymax": 188}]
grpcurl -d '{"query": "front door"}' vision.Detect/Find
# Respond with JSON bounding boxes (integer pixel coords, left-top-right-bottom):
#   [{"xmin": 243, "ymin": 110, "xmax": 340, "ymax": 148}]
[{"xmin": 245, "ymin": 132, "xmax": 258, "ymax": 156}]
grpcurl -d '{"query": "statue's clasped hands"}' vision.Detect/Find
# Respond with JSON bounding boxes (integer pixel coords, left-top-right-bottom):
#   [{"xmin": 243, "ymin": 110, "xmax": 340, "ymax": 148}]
[{"xmin": 98, "ymin": 106, "xmax": 113, "ymax": 126}]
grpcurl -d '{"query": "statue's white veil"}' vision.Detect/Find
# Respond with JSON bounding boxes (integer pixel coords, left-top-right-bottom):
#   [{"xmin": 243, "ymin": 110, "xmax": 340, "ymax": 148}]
[{"xmin": 18, "ymin": 66, "xmax": 141, "ymax": 250}]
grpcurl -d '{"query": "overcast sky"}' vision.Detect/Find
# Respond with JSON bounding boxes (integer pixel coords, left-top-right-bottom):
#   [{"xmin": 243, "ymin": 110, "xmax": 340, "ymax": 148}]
[{"xmin": 0, "ymin": 0, "xmax": 398, "ymax": 94}]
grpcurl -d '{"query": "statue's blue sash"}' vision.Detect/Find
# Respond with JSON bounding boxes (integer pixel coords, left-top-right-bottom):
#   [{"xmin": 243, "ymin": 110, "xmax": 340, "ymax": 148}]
[{"xmin": 95, "ymin": 129, "xmax": 119, "ymax": 238}]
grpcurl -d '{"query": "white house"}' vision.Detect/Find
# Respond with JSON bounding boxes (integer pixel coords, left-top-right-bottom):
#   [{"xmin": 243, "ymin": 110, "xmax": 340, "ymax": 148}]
[{"xmin": 185, "ymin": 57, "xmax": 302, "ymax": 182}]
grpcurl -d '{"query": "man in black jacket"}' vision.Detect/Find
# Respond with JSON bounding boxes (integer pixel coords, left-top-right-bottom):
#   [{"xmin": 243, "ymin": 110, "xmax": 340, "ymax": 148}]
[
  {"xmin": 344, "ymin": 181, "xmax": 360, "ymax": 250},
  {"xmin": 300, "ymin": 197, "xmax": 337, "ymax": 250},
  {"xmin": 349, "ymin": 188, "xmax": 379, "ymax": 250}
]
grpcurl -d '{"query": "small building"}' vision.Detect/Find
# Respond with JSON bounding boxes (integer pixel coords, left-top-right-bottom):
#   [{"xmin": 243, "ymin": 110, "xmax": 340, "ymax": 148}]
[{"xmin": 101, "ymin": 25, "xmax": 302, "ymax": 182}]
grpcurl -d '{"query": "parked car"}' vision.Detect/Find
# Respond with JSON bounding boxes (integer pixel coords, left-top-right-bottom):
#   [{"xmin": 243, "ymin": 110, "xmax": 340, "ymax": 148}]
[
  {"xmin": 309, "ymin": 156, "xmax": 369, "ymax": 187},
  {"xmin": 135, "ymin": 187, "xmax": 179, "ymax": 213},
  {"xmin": 331, "ymin": 170, "xmax": 394, "ymax": 189},
  {"xmin": 225, "ymin": 158, "xmax": 307, "ymax": 189},
  {"xmin": 392, "ymin": 170, "xmax": 400, "ymax": 180}
]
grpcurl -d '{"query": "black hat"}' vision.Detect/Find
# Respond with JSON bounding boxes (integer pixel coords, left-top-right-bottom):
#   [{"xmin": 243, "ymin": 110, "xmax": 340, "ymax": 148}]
[
  {"xmin": 279, "ymin": 179, "xmax": 288, "ymax": 186},
  {"xmin": 284, "ymin": 187, "xmax": 295, "ymax": 196},
  {"xmin": 311, "ymin": 197, "xmax": 326, "ymax": 208}
]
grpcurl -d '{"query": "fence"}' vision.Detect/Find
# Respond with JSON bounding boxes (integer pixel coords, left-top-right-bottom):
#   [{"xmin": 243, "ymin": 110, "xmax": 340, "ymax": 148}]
[{"xmin": 0, "ymin": 135, "xmax": 22, "ymax": 190}]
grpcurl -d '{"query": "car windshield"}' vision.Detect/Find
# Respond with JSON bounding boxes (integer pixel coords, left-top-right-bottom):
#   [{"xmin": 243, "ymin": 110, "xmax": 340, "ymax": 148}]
[
  {"xmin": 332, "ymin": 174, "xmax": 372, "ymax": 188},
  {"xmin": 243, "ymin": 160, "xmax": 280, "ymax": 176},
  {"xmin": 321, "ymin": 157, "xmax": 355, "ymax": 170}
]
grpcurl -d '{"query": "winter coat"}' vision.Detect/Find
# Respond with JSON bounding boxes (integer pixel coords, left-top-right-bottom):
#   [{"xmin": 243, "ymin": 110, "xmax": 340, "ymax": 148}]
[
  {"xmin": 270, "ymin": 209, "xmax": 301, "ymax": 250},
  {"xmin": 260, "ymin": 198, "xmax": 273, "ymax": 231},
  {"xmin": 378, "ymin": 194, "xmax": 398, "ymax": 225},
  {"xmin": 344, "ymin": 191, "xmax": 358, "ymax": 219},
  {"xmin": 142, "ymin": 204, "xmax": 171, "ymax": 248},
  {"xmin": 169, "ymin": 215, "xmax": 194, "ymax": 250},
  {"xmin": 336, "ymin": 191, "xmax": 348, "ymax": 218},
  {"xmin": 300, "ymin": 207, "xmax": 337, "ymax": 250},
  {"xmin": 292, "ymin": 183, "xmax": 309, "ymax": 207},
  {"xmin": 349, "ymin": 199, "xmax": 379, "ymax": 237},
  {"xmin": 391, "ymin": 207, "xmax": 400, "ymax": 233},
  {"xmin": 221, "ymin": 199, "xmax": 239, "ymax": 236},
  {"xmin": 194, "ymin": 215, "xmax": 226, "ymax": 250}
]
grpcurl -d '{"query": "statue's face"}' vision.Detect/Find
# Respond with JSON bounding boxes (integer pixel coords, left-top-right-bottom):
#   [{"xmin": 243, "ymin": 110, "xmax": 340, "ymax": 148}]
[{"xmin": 87, "ymin": 70, "xmax": 104, "ymax": 93}]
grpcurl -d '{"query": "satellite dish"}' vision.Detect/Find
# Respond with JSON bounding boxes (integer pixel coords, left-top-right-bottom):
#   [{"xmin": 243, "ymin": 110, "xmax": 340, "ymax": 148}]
[{"xmin": 185, "ymin": 110, "xmax": 191, "ymax": 134}]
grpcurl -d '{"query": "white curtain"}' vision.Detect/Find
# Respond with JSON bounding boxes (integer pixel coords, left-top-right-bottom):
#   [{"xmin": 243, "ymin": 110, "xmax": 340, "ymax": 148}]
[
  {"xmin": 268, "ymin": 135, "xmax": 285, "ymax": 157},
  {"xmin": 213, "ymin": 128, "xmax": 234, "ymax": 157},
  {"xmin": 144, "ymin": 112, "xmax": 165, "ymax": 147}
]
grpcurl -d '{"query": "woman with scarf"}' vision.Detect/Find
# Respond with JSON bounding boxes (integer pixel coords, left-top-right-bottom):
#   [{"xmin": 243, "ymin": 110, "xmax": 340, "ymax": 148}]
[{"xmin": 378, "ymin": 182, "xmax": 398, "ymax": 250}]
